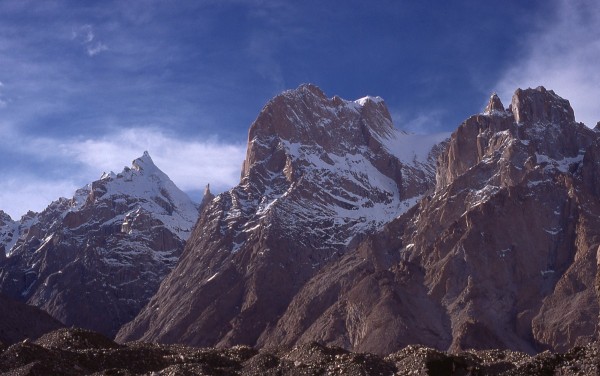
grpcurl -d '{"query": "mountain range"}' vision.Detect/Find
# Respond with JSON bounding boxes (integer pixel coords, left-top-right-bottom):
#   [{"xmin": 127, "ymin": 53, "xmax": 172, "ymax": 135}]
[{"xmin": 1, "ymin": 84, "xmax": 598, "ymax": 359}]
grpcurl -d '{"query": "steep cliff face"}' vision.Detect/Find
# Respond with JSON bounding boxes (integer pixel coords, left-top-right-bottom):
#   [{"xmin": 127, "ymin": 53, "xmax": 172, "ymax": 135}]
[
  {"xmin": 420, "ymin": 87, "xmax": 598, "ymax": 353},
  {"xmin": 0, "ymin": 152, "xmax": 198, "ymax": 337},
  {"xmin": 263, "ymin": 87, "xmax": 599, "ymax": 355},
  {"xmin": 117, "ymin": 84, "xmax": 446, "ymax": 346}
]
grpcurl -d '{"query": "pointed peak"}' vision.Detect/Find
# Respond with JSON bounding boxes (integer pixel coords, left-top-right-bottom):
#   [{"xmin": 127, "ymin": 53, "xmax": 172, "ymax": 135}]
[
  {"xmin": 199, "ymin": 183, "xmax": 215, "ymax": 213},
  {"xmin": 132, "ymin": 151, "xmax": 158, "ymax": 172},
  {"xmin": 484, "ymin": 92, "xmax": 505, "ymax": 114},
  {"xmin": 295, "ymin": 83, "xmax": 326, "ymax": 98}
]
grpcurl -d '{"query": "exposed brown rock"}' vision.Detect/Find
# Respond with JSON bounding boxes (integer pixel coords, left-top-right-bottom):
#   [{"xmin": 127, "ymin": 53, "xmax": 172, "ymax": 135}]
[
  {"xmin": 268, "ymin": 87, "xmax": 600, "ymax": 355},
  {"xmin": 198, "ymin": 183, "xmax": 215, "ymax": 214},
  {"xmin": 511, "ymin": 86, "xmax": 575, "ymax": 125},
  {"xmin": 484, "ymin": 93, "xmax": 506, "ymax": 114},
  {"xmin": 117, "ymin": 86, "xmax": 600, "ymax": 357},
  {"xmin": 117, "ymin": 84, "xmax": 443, "ymax": 348}
]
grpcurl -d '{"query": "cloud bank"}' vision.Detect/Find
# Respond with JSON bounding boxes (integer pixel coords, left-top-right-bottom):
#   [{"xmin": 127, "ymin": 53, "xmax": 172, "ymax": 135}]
[
  {"xmin": 0, "ymin": 127, "xmax": 246, "ymax": 219},
  {"xmin": 495, "ymin": 0, "xmax": 600, "ymax": 127}
]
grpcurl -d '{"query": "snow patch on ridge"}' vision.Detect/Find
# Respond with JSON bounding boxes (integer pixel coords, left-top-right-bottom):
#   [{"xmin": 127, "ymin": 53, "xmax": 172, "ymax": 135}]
[
  {"xmin": 535, "ymin": 152, "xmax": 584, "ymax": 174},
  {"xmin": 273, "ymin": 140, "xmax": 420, "ymax": 244},
  {"xmin": 354, "ymin": 96, "xmax": 384, "ymax": 106}
]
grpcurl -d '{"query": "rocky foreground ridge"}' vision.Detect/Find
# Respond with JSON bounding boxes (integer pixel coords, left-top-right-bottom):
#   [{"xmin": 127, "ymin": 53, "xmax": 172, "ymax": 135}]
[{"xmin": 1, "ymin": 327, "xmax": 598, "ymax": 375}]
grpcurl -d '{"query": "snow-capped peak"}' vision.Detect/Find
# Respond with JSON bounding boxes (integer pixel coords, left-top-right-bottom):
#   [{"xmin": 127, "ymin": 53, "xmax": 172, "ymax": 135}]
[
  {"xmin": 132, "ymin": 151, "xmax": 159, "ymax": 173},
  {"xmin": 354, "ymin": 96, "xmax": 384, "ymax": 106}
]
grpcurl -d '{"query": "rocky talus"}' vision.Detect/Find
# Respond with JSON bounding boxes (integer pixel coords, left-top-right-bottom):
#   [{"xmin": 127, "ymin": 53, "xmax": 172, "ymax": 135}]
[{"xmin": 1, "ymin": 328, "xmax": 598, "ymax": 375}]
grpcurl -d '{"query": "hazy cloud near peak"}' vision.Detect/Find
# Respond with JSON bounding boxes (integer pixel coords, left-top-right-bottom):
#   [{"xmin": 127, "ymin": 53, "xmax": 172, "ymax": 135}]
[
  {"xmin": 0, "ymin": 127, "xmax": 246, "ymax": 219},
  {"xmin": 62, "ymin": 128, "xmax": 247, "ymax": 192},
  {"xmin": 495, "ymin": 0, "xmax": 600, "ymax": 127}
]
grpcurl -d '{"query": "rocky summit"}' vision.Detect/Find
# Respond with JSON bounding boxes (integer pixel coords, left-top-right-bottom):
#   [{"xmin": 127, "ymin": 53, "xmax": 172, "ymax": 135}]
[
  {"xmin": 116, "ymin": 84, "xmax": 447, "ymax": 348},
  {"xmin": 0, "ymin": 152, "xmax": 199, "ymax": 337}
]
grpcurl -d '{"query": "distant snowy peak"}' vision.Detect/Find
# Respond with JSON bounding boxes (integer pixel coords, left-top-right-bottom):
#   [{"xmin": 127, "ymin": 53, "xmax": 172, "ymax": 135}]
[
  {"xmin": 79, "ymin": 151, "xmax": 198, "ymax": 240},
  {"xmin": 131, "ymin": 151, "xmax": 161, "ymax": 174},
  {"xmin": 98, "ymin": 151, "xmax": 166, "ymax": 183},
  {"xmin": 0, "ymin": 151, "xmax": 200, "ymax": 336}
]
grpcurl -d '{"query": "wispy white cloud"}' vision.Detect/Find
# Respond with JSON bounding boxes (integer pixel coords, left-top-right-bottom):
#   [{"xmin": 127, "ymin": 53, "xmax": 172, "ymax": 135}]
[
  {"xmin": 86, "ymin": 42, "xmax": 108, "ymax": 56},
  {"xmin": 72, "ymin": 24, "xmax": 94, "ymax": 43},
  {"xmin": 60, "ymin": 128, "xmax": 247, "ymax": 193},
  {"xmin": 390, "ymin": 108, "xmax": 445, "ymax": 134},
  {"xmin": 0, "ymin": 81, "xmax": 7, "ymax": 108},
  {"xmin": 0, "ymin": 177, "xmax": 79, "ymax": 220},
  {"xmin": 72, "ymin": 24, "xmax": 109, "ymax": 56},
  {"xmin": 243, "ymin": 1, "xmax": 302, "ymax": 92},
  {"xmin": 494, "ymin": 0, "xmax": 600, "ymax": 127},
  {"xmin": 246, "ymin": 32, "xmax": 285, "ymax": 91}
]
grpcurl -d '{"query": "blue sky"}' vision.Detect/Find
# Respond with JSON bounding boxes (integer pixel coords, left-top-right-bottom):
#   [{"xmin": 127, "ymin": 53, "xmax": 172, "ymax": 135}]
[{"xmin": 1, "ymin": 0, "xmax": 599, "ymax": 219}]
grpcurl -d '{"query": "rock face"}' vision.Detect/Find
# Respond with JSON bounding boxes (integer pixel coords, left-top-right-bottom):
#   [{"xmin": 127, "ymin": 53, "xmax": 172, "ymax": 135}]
[
  {"xmin": 0, "ymin": 152, "xmax": 198, "ymax": 337},
  {"xmin": 261, "ymin": 87, "xmax": 600, "ymax": 355},
  {"xmin": 117, "ymin": 84, "xmax": 447, "ymax": 346},
  {"xmin": 0, "ymin": 293, "xmax": 64, "ymax": 345},
  {"xmin": 120, "ymin": 86, "xmax": 600, "ymax": 356}
]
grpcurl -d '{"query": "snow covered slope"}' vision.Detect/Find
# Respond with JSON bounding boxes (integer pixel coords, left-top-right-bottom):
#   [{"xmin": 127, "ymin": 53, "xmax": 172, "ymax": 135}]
[{"xmin": 0, "ymin": 152, "xmax": 198, "ymax": 337}]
